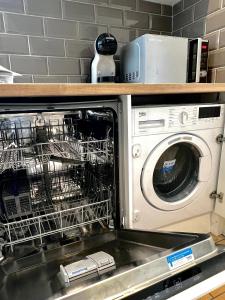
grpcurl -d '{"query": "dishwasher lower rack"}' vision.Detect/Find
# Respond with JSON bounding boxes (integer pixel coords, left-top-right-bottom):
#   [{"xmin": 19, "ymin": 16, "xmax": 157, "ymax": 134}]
[
  {"xmin": 2, "ymin": 199, "xmax": 111, "ymax": 250},
  {"xmin": 0, "ymin": 165, "xmax": 113, "ymax": 251}
]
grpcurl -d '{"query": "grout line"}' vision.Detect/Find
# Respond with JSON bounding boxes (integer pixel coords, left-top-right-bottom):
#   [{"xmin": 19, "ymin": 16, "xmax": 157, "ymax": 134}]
[
  {"xmin": 93, "ymin": 4, "xmax": 97, "ymax": 24},
  {"xmin": 8, "ymin": 55, "xmax": 12, "ymax": 70},
  {"xmin": 3, "ymin": 54, "xmax": 86, "ymax": 60},
  {"xmin": 27, "ymin": 36, "xmax": 31, "ymax": 55},
  {"xmin": 218, "ymin": 29, "xmax": 221, "ymax": 49},
  {"xmin": 60, "ymin": 0, "xmax": 63, "ymax": 19},
  {"xmin": 2, "ymin": 12, "xmax": 6, "ymax": 33},
  {"xmin": 22, "ymin": 0, "xmax": 26, "ymax": 14},
  {"xmin": 64, "ymin": 38, "xmax": 66, "ymax": 57},
  {"xmin": 46, "ymin": 57, "xmax": 50, "ymax": 75},
  {"xmin": 42, "ymin": 17, "xmax": 46, "ymax": 37}
]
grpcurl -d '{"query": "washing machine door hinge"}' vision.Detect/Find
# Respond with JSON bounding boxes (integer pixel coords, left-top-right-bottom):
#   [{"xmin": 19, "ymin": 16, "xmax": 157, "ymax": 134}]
[
  {"xmin": 216, "ymin": 134, "xmax": 225, "ymax": 144},
  {"xmin": 210, "ymin": 191, "xmax": 224, "ymax": 202}
]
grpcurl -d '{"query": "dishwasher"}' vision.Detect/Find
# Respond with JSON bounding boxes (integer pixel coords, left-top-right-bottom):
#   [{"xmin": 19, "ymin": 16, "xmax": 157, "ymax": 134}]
[{"xmin": 0, "ymin": 96, "xmax": 224, "ymax": 300}]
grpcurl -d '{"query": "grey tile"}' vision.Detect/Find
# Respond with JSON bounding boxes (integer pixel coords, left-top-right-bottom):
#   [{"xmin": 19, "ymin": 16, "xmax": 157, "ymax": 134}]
[
  {"xmin": 68, "ymin": 76, "xmax": 87, "ymax": 83},
  {"xmin": 161, "ymin": 32, "xmax": 172, "ymax": 36},
  {"xmin": 63, "ymin": 1, "xmax": 94, "ymax": 22},
  {"xmin": 206, "ymin": 9, "xmax": 225, "ymax": 34},
  {"xmin": 219, "ymin": 29, "xmax": 225, "ymax": 49},
  {"xmin": 45, "ymin": 19, "xmax": 77, "ymax": 39},
  {"xmin": 173, "ymin": 1, "xmax": 183, "ymax": 16},
  {"xmin": 138, "ymin": 0, "xmax": 161, "ymax": 14},
  {"xmin": 11, "ymin": 56, "xmax": 48, "ymax": 75},
  {"xmin": 110, "ymin": 0, "xmax": 136, "ymax": 10},
  {"xmin": 96, "ymin": 6, "xmax": 123, "ymax": 26},
  {"xmin": 137, "ymin": 29, "xmax": 160, "ymax": 36},
  {"xmin": 93, "ymin": 0, "xmax": 108, "ymax": 4},
  {"xmin": 114, "ymin": 42, "xmax": 125, "ymax": 60},
  {"xmin": 66, "ymin": 40, "xmax": 93, "ymax": 58},
  {"xmin": 29, "ymin": 37, "xmax": 65, "ymax": 57},
  {"xmin": 5, "ymin": 13, "xmax": 44, "ymax": 36},
  {"xmin": 172, "ymin": 29, "xmax": 182, "ymax": 36},
  {"xmin": 110, "ymin": 26, "xmax": 136, "ymax": 42},
  {"xmin": 48, "ymin": 57, "xmax": 80, "ymax": 75},
  {"xmin": 0, "ymin": 55, "xmax": 10, "ymax": 69},
  {"xmin": 0, "ymin": 0, "xmax": 24, "ymax": 13},
  {"xmin": 208, "ymin": 49, "xmax": 225, "ymax": 68},
  {"xmin": 182, "ymin": 18, "xmax": 205, "ymax": 38},
  {"xmin": 162, "ymin": 5, "xmax": 172, "ymax": 16},
  {"xmin": 194, "ymin": 0, "xmax": 221, "ymax": 21},
  {"xmin": 150, "ymin": 15, "xmax": 172, "ymax": 32},
  {"xmin": 115, "ymin": 60, "xmax": 120, "ymax": 77},
  {"xmin": 205, "ymin": 31, "xmax": 219, "ymax": 51},
  {"xmin": 173, "ymin": 7, "xmax": 194, "ymax": 31},
  {"xmin": 184, "ymin": 0, "xmax": 198, "ymax": 9},
  {"xmin": 79, "ymin": 23, "xmax": 107, "ymax": 41},
  {"xmin": 25, "ymin": 0, "xmax": 61, "ymax": 17},
  {"xmin": 216, "ymin": 68, "xmax": 225, "ymax": 83},
  {"xmin": 33, "ymin": 76, "xmax": 68, "ymax": 83},
  {"xmin": 207, "ymin": 68, "xmax": 216, "ymax": 83},
  {"xmin": 0, "ymin": 34, "xmax": 29, "ymax": 54},
  {"xmin": 71, "ymin": 0, "xmax": 108, "ymax": 4},
  {"xmin": 0, "ymin": 13, "xmax": 4, "ymax": 32},
  {"xmin": 80, "ymin": 59, "xmax": 91, "ymax": 75},
  {"xmin": 14, "ymin": 75, "xmax": 33, "ymax": 83},
  {"xmin": 125, "ymin": 11, "xmax": 149, "ymax": 29}
]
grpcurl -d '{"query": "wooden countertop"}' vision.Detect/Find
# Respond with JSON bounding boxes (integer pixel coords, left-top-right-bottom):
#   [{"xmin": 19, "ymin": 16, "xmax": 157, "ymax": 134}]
[{"xmin": 0, "ymin": 83, "xmax": 225, "ymax": 97}]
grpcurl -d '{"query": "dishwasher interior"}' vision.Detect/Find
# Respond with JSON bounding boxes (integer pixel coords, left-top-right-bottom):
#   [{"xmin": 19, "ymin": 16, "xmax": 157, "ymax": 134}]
[
  {"xmin": 0, "ymin": 99, "xmax": 221, "ymax": 300},
  {"xmin": 0, "ymin": 107, "xmax": 116, "ymax": 257}
]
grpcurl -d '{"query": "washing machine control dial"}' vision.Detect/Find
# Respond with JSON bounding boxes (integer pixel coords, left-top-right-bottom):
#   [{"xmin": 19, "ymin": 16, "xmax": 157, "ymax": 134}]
[{"xmin": 179, "ymin": 111, "xmax": 189, "ymax": 125}]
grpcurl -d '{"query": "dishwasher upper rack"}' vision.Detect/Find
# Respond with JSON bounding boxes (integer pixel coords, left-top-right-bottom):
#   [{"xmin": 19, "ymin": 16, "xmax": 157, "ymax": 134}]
[
  {"xmin": 1, "ymin": 166, "xmax": 112, "ymax": 250},
  {"xmin": 0, "ymin": 118, "xmax": 113, "ymax": 173}
]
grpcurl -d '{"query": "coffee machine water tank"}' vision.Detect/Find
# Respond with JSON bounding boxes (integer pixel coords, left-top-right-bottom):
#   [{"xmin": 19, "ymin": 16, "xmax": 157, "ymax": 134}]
[{"xmin": 91, "ymin": 33, "xmax": 117, "ymax": 83}]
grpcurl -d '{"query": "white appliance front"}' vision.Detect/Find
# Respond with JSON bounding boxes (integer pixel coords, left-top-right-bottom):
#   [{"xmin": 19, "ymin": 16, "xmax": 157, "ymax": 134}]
[
  {"xmin": 130, "ymin": 104, "xmax": 225, "ymax": 232},
  {"xmin": 121, "ymin": 34, "xmax": 188, "ymax": 83}
]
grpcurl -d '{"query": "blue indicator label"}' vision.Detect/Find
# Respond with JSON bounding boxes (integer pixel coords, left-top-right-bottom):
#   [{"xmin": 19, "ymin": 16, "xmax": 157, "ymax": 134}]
[
  {"xmin": 161, "ymin": 159, "xmax": 176, "ymax": 174},
  {"xmin": 167, "ymin": 248, "xmax": 194, "ymax": 270}
]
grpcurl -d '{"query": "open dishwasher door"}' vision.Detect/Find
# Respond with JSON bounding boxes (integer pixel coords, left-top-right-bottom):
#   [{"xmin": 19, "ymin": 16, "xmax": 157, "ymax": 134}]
[{"xmin": 0, "ymin": 96, "xmax": 223, "ymax": 300}]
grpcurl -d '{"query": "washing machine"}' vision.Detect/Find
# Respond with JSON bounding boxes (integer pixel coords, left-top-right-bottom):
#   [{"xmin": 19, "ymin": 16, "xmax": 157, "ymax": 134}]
[{"xmin": 131, "ymin": 103, "xmax": 225, "ymax": 233}]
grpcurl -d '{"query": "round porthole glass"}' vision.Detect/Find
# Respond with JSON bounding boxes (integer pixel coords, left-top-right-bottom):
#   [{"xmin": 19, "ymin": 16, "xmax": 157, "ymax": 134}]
[{"xmin": 153, "ymin": 142, "xmax": 200, "ymax": 203}]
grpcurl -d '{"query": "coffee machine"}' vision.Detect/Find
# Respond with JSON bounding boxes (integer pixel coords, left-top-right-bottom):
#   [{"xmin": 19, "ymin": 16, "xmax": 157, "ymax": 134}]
[{"xmin": 91, "ymin": 33, "xmax": 117, "ymax": 83}]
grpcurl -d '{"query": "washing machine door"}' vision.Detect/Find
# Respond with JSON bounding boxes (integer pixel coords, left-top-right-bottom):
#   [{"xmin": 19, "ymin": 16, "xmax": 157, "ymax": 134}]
[{"xmin": 141, "ymin": 133, "xmax": 212, "ymax": 211}]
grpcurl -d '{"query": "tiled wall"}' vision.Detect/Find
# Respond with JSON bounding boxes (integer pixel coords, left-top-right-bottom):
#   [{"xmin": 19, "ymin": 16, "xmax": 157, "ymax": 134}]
[
  {"xmin": 172, "ymin": 0, "xmax": 225, "ymax": 83},
  {"xmin": 0, "ymin": 0, "xmax": 172, "ymax": 83}
]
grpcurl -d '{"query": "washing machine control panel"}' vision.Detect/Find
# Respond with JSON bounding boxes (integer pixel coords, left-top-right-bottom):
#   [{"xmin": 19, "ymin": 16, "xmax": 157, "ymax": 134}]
[{"xmin": 132, "ymin": 104, "xmax": 225, "ymax": 136}]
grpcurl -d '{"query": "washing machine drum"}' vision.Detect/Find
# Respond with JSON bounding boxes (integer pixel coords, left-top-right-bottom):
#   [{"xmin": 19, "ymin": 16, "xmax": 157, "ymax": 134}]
[
  {"xmin": 153, "ymin": 143, "xmax": 199, "ymax": 202},
  {"xmin": 141, "ymin": 134, "xmax": 212, "ymax": 210}
]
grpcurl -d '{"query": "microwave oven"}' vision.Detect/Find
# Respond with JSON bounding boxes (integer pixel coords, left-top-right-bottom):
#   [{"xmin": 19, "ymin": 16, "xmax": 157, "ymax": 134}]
[
  {"xmin": 121, "ymin": 35, "xmax": 209, "ymax": 84},
  {"xmin": 121, "ymin": 34, "xmax": 189, "ymax": 84}
]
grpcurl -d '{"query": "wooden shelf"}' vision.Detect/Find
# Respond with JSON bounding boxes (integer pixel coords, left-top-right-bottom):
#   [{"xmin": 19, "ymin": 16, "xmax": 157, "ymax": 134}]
[{"xmin": 0, "ymin": 83, "xmax": 224, "ymax": 97}]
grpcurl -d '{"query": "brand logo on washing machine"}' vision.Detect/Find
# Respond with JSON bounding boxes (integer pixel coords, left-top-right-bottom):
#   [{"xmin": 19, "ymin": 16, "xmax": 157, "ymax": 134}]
[{"xmin": 139, "ymin": 112, "xmax": 146, "ymax": 117}]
